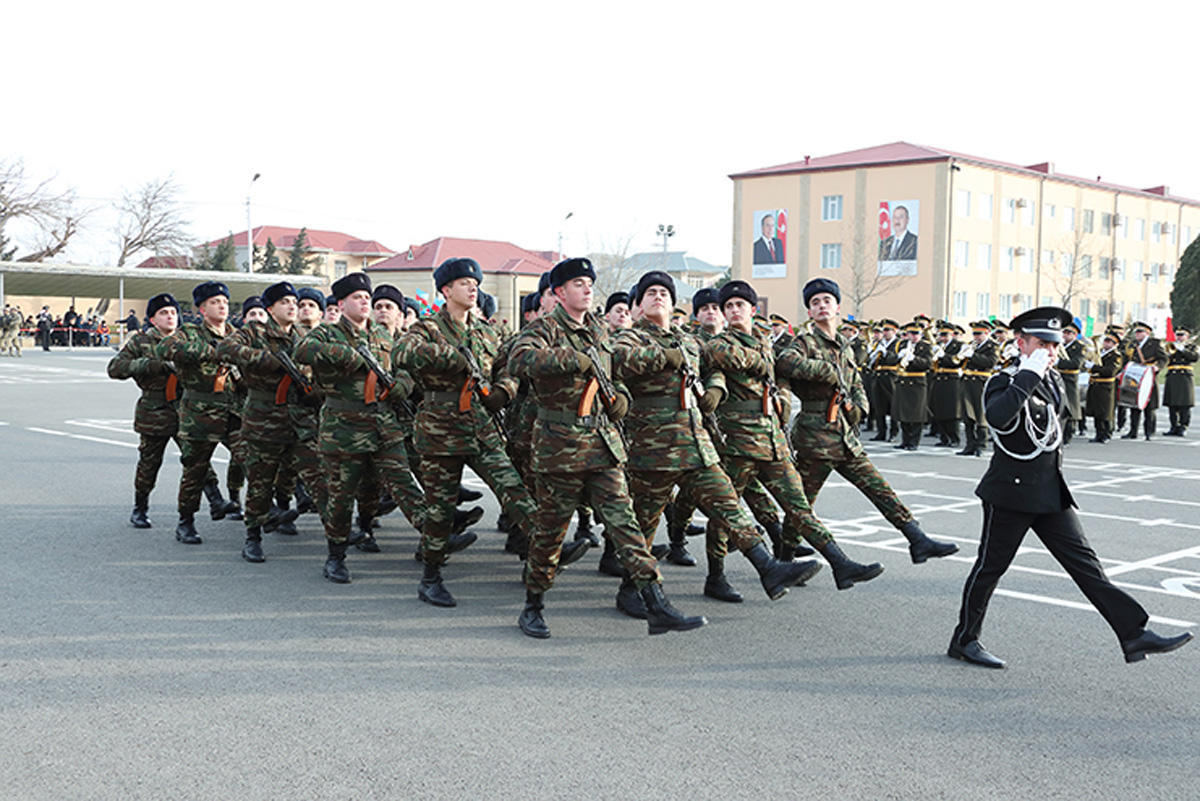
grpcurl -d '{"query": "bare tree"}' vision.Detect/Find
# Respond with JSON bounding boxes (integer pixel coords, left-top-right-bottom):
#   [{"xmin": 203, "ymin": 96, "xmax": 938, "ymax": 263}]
[
  {"xmin": 1045, "ymin": 221, "xmax": 1094, "ymax": 310},
  {"xmin": 114, "ymin": 176, "xmax": 191, "ymax": 267},
  {"xmin": 0, "ymin": 159, "xmax": 85, "ymax": 262},
  {"xmin": 587, "ymin": 231, "xmax": 643, "ymax": 300},
  {"xmin": 843, "ymin": 216, "xmax": 906, "ymax": 316}
]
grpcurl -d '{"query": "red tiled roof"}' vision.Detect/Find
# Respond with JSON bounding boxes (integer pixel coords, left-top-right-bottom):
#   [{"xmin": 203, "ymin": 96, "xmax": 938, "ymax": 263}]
[
  {"xmin": 367, "ymin": 237, "xmax": 555, "ymax": 276},
  {"xmin": 200, "ymin": 226, "xmax": 396, "ymax": 255},
  {"xmin": 730, "ymin": 141, "xmax": 1200, "ymax": 206},
  {"xmin": 134, "ymin": 255, "xmax": 192, "ymax": 270}
]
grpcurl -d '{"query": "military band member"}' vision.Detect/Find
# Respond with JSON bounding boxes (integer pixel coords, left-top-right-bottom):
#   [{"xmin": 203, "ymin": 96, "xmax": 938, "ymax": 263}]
[
  {"xmin": 1163, "ymin": 328, "xmax": 1196, "ymax": 436},
  {"xmin": 1086, "ymin": 332, "xmax": 1121, "ymax": 443},
  {"xmin": 157, "ymin": 281, "xmax": 244, "ymax": 545},
  {"xmin": 948, "ymin": 307, "xmax": 1192, "ymax": 668},
  {"xmin": 861, "ymin": 324, "xmax": 883, "ymax": 435},
  {"xmin": 1122, "ymin": 322, "xmax": 1169, "ymax": 440},
  {"xmin": 769, "ymin": 313, "xmax": 793, "ymax": 355},
  {"xmin": 869, "ymin": 319, "xmax": 901, "ymax": 441},
  {"xmin": 928, "ymin": 322, "xmax": 964, "ymax": 448},
  {"xmin": 1054, "ymin": 322, "xmax": 1085, "ymax": 444},
  {"xmin": 957, "ymin": 320, "xmax": 998, "ymax": 457},
  {"xmin": 1108, "ymin": 323, "xmax": 1130, "ymax": 432},
  {"xmin": 891, "ymin": 322, "xmax": 931, "ymax": 451},
  {"xmin": 509, "ymin": 258, "xmax": 706, "ymax": 638},
  {"xmin": 706, "ymin": 280, "xmax": 883, "ymax": 590}
]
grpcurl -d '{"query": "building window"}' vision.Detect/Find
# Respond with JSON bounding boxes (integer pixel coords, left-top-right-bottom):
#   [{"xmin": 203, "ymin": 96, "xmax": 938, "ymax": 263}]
[
  {"xmin": 1025, "ymin": 201, "xmax": 1036, "ymax": 226},
  {"xmin": 1078, "ymin": 298, "xmax": 1090, "ymax": 319},
  {"xmin": 1097, "ymin": 299, "xmax": 1109, "ymax": 322},
  {"xmin": 1121, "ymin": 216, "xmax": 1129, "ymax": 239},
  {"xmin": 1045, "ymin": 204, "xmax": 1056, "ymax": 220},
  {"xmin": 979, "ymin": 193, "xmax": 993, "ymax": 220},
  {"xmin": 976, "ymin": 293, "xmax": 990, "ymax": 317},
  {"xmin": 953, "ymin": 291, "xmax": 967, "ymax": 318},
  {"xmin": 1005, "ymin": 198, "xmax": 1017, "ymax": 223},
  {"xmin": 1061, "ymin": 253, "xmax": 1074, "ymax": 277},
  {"xmin": 334, "ymin": 260, "xmax": 348, "ymax": 279},
  {"xmin": 1041, "ymin": 296, "xmax": 1053, "ymax": 307},
  {"xmin": 1101, "ymin": 212, "xmax": 1113, "ymax": 235},
  {"xmin": 1148, "ymin": 262, "xmax": 1159, "ymax": 284},
  {"xmin": 1132, "ymin": 302, "xmax": 1142, "ymax": 322},
  {"xmin": 1083, "ymin": 209, "xmax": 1095, "ymax": 233},
  {"xmin": 1062, "ymin": 207, "xmax": 1075, "ymax": 231},
  {"xmin": 1169, "ymin": 223, "xmax": 1177, "ymax": 244},
  {"xmin": 998, "ymin": 294, "xmax": 1012, "ymax": 318},
  {"xmin": 820, "ymin": 243, "xmax": 842, "ymax": 269},
  {"xmin": 954, "ymin": 240, "xmax": 969, "ymax": 268},
  {"xmin": 1080, "ymin": 254, "xmax": 1092, "ymax": 278},
  {"xmin": 1041, "ymin": 249, "xmax": 1054, "ymax": 270},
  {"xmin": 1152, "ymin": 221, "xmax": 1161, "ymax": 243},
  {"xmin": 821, "ymin": 195, "xmax": 843, "ymax": 221},
  {"xmin": 1004, "ymin": 247, "xmax": 1015, "ymax": 272},
  {"xmin": 1099, "ymin": 257, "xmax": 1110, "ymax": 279},
  {"xmin": 1133, "ymin": 260, "xmax": 1144, "ymax": 282},
  {"xmin": 1185, "ymin": 226, "xmax": 1193, "ymax": 246},
  {"xmin": 1020, "ymin": 294, "xmax": 1033, "ymax": 312},
  {"xmin": 956, "ymin": 189, "xmax": 971, "ymax": 216},
  {"xmin": 1113, "ymin": 300, "xmax": 1124, "ymax": 321},
  {"xmin": 1112, "ymin": 258, "xmax": 1124, "ymax": 280},
  {"xmin": 978, "ymin": 243, "xmax": 992, "ymax": 271},
  {"xmin": 1135, "ymin": 218, "xmax": 1145, "ymax": 241}
]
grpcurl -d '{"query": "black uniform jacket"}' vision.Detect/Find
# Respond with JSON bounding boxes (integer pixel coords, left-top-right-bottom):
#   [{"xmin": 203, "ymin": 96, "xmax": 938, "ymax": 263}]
[{"xmin": 976, "ymin": 367, "xmax": 1076, "ymax": 515}]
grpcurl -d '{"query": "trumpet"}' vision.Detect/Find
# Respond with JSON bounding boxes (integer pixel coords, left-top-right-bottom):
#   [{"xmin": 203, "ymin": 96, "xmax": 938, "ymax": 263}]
[
  {"xmin": 1166, "ymin": 341, "xmax": 1176, "ymax": 355},
  {"xmin": 931, "ymin": 343, "xmax": 946, "ymax": 362},
  {"xmin": 899, "ymin": 342, "xmax": 915, "ymax": 369},
  {"xmin": 958, "ymin": 343, "xmax": 975, "ymax": 361},
  {"xmin": 1001, "ymin": 342, "xmax": 1019, "ymax": 362}
]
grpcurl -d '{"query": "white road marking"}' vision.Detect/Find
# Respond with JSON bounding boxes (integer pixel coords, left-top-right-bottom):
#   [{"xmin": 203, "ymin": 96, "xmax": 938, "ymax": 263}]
[
  {"xmin": 25, "ymin": 426, "xmax": 137, "ymax": 449},
  {"xmin": 993, "ymin": 589, "xmax": 1195, "ymax": 628},
  {"xmin": 1104, "ymin": 545, "xmax": 1200, "ymax": 577}
]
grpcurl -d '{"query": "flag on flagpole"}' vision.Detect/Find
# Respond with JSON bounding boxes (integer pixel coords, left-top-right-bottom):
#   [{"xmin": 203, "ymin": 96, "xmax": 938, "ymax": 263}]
[
  {"xmin": 1166, "ymin": 316, "xmax": 1176, "ymax": 342},
  {"xmin": 776, "ymin": 208, "xmax": 788, "ymax": 262}
]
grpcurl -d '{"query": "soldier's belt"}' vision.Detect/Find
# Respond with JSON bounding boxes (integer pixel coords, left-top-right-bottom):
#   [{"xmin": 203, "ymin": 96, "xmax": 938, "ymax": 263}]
[
  {"xmin": 632, "ymin": 395, "xmax": 683, "ymax": 410},
  {"xmin": 1091, "ymin": 377, "xmax": 1116, "ymax": 383},
  {"xmin": 324, "ymin": 396, "xmax": 379, "ymax": 411},
  {"xmin": 722, "ymin": 399, "xmax": 770, "ymax": 416},
  {"xmin": 537, "ymin": 407, "xmax": 607, "ymax": 429},
  {"xmin": 1058, "ymin": 369, "xmax": 1079, "ymax": 375},
  {"xmin": 898, "ymin": 372, "xmax": 927, "ymax": 378},
  {"xmin": 932, "ymin": 367, "xmax": 961, "ymax": 375},
  {"xmin": 1167, "ymin": 365, "xmax": 1194, "ymax": 372},
  {"xmin": 423, "ymin": 390, "xmax": 462, "ymax": 404},
  {"xmin": 183, "ymin": 390, "xmax": 230, "ymax": 404},
  {"xmin": 799, "ymin": 398, "xmax": 832, "ymax": 413},
  {"xmin": 963, "ymin": 370, "xmax": 992, "ymax": 378},
  {"xmin": 247, "ymin": 388, "xmax": 285, "ymax": 406},
  {"xmin": 140, "ymin": 389, "xmax": 175, "ymax": 405},
  {"xmin": 875, "ymin": 365, "xmax": 899, "ymax": 372}
]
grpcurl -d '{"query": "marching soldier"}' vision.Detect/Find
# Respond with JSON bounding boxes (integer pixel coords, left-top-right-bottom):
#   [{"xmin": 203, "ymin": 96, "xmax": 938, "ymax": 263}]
[
  {"xmin": 1163, "ymin": 327, "xmax": 1197, "ymax": 436},
  {"xmin": 891, "ymin": 322, "xmax": 932, "ymax": 450},
  {"xmin": 509, "ymin": 257, "xmax": 706, "ymax": 638},
  {"xmin": 778, "ymin": 278, "xmax": 957, "ymax": 565},
  {"xmin": 1054, "ymin": 322, "xmax": 1085, "ymax": 444},
  {"xmin": 1086, "ymin": 331, "xmax": 1121, "ymax": 443},
  {"xmin": 948, "ymin": 306, "xmax": 1192, "ymax": 668},
  {"xmin": 705, "ymin": 280, "xmax": 883, "ymax": 590},
  {"xmin": 869, "ymin": 319, "xmax": 901, "ymax": 441},
  {"xmin": 605, "ymin": 291, "xmax": 632, "ymax": 333},
  {"xmin": 928, "ymin": 322, "xmax": 964, "ymax": 448},
  {"xmin": 157, "ymin": 282, "xmax": 244, "ymax": 545},
  {"xmin": 957, "ymin": 320, "xmax": 998, "ymax": 457},
  {"xmin": 1122, "ymin": 321, "xmax": 1169, "ymax": 440}
]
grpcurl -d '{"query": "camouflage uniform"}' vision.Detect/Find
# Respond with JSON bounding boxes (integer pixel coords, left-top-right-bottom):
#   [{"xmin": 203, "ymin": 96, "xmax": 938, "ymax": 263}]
[
  {"xmin": 395, "ymin": 307, "xmax": 535, "ymax": 565},
  {"xmin": 157, "ymin": 322, "xmax": 242, "ymax": 518},
  {"xmin": 776, "ymin": 325, "xmax": 915, "ymax": 530},
  {"xmin": 292, "ymin": 316, "xmax": 426, "ymax": 547},
  {"xmin": 509, "ymin": 304, "xmax": 662, "ymax": 592}
]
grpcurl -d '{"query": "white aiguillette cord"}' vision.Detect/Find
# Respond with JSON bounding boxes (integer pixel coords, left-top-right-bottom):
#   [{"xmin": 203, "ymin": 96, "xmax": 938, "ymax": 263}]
[{"xmin": 986, "ymin": 371, "xmax": 1062, "ymax": 461}]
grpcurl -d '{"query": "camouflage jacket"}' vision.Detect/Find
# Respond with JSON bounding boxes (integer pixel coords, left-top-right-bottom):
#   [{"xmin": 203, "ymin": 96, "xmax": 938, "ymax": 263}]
[
  {"xmin": 157, "ymin": 322, "xmax": 239, "ymax": 442},
  {"xmin": 509, "ymin": 304, "xmax": 627, "ymax": 472},
  {"xmin": 395, "ymin": 307, "xmax": 515, "ymax": 456},
  {"xmin": 494, "ymin": 331, "xmax": 534, "ymax": 450},
  {"xmin": 703, "ymin": 326, "xmax": 790, "ymax": 462},
  {"xmin": 290, "ymin": 322, "xmax": 323, "ymax": 441},
  {"xmin": 776, "ymin": 325, "xmax": 868, "ymax": 461},
  {"xmin": 292, "ymin": 316, "xmax": 414, "ymax": 455},
  {"xmin": 107, "ymin": 327, "xmax": 179, "ymax": 436},
  {"xmin": 611, "ymin": 317, "xmax": 722, "ymax": 471},
  {"xmin": 216, "ymin": 316, "xmax": 304, "ymax": 444}
]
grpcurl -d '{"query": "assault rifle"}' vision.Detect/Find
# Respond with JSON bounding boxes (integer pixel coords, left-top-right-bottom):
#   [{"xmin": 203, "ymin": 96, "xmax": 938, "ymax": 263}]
[
  {"xmin": 677, "ymin": 348, "xmax": 726, "ymax": 449},
  {"xmin": 583, "ymin": 344, "xmax": 628, "ymax": 447},
  {"xmin": 457, "ymin": 344, "xmax": 508, "ymax": 446}
]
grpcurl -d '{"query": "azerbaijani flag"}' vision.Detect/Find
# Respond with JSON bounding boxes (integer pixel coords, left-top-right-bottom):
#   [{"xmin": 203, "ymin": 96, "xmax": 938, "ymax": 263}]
[
  {"xmin": 776, "ymin": 208, "xmax": 788, "ymax": 262},
  {"xmin": 879, "ymin": 202, "xmax": 892, "ymax": 241}
]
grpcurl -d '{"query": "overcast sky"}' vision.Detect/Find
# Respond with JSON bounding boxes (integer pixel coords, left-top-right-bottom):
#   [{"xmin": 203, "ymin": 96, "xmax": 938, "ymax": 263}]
[{"xmin": 7, "ymin": 1, "xmax": 1198, "ymax": 270}]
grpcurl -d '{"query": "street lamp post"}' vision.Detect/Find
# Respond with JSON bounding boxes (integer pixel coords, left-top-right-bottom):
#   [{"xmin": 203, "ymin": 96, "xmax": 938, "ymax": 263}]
[
  {"xmin": 246, "ymin": 172, "xmax": 261, "ymax": 272},
  {"xmin": 556, "ymin": 212, "xmax": 574, "ymax": 260},
  {"xmin": 656, "ymin": 224, "xmax": 675, "ymax": 268}
]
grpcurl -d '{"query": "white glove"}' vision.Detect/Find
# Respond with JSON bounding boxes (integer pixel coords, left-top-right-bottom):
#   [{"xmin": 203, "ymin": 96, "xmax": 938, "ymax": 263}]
[
  {"xmin": 1083, "ymin": 359, "xmax": 1095, "ymax": 369},
  {"xmin": 1019, "ymin": 347, "xmax": 1052, "ymax": 378}
]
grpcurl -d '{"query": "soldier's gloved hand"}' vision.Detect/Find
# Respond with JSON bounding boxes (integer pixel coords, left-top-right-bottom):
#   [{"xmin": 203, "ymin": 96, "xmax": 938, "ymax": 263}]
[
  {"xmin": 815, "ymin": 362, "xmax": 840, "ymax": 385},
  {"xmin": 606, "ymin": 393, "xmax": 629, "ymax": 421},
  {"xmin": 747, "ymin": 354, "xmax": 772, "ymax": 379},
  {"xmin": 482, "ymin": 386, "xmax": 509, "ymax": 413},
  {"xmin": 443, "ymin": 347, "xmax": 468, "ymax": 372},
  {"xmin": 698, "ymin": 386, "xmax": 724, "ymax": 414},
  {"xmin": 575, "ymin": 351, "xmax": 593, "ymax": 374},
  {"xmin": 1019, "ymin": 347, "xmax": 1052, "ymax": 378},
  {"xmin": 846, "ymin": 404, "xmax": 864, "ymax": 426},
  {"xmin": 661, "ymin": 348, "xmax": 686, "ymax": 370}
]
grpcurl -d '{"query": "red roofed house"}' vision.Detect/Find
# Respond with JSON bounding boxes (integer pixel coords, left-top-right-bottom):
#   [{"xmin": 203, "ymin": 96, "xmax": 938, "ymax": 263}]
[
  {"xmin": 367, "ymin": 236, "xmax": 557, "ymax": 326},
  {"xmin": 730, "ymin": 141, "xmax": 1199, "ymax": 332},
  {"xmin": 196, "ymin": 226, "xmax": 396, "ymax": 282}
]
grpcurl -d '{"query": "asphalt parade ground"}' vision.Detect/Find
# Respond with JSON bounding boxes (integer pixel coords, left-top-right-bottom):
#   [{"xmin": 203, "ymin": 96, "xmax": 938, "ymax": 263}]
[{"xmin": 1, "ymin": 349, "xmax": 1197, "ymax": 799}]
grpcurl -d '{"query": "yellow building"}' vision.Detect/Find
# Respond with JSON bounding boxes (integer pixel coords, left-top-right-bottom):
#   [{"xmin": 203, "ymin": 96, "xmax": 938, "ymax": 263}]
[{"xmin": 730, "ymin": 142, "xmax": 1200, "ymax": 334}]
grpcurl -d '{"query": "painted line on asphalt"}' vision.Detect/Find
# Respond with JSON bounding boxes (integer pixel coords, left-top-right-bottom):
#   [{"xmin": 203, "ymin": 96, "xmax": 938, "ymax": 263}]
[
  {"xmin": 993, "ymin": 588, "xmax": 1195, "ymax": 628},
  {"xmin": 1105, "ymin": 545, "xmax": 1200, "ymax": 577},
  {"xmin": 25, "ymin": 426, "xmax": 138, "ymax": 449}
]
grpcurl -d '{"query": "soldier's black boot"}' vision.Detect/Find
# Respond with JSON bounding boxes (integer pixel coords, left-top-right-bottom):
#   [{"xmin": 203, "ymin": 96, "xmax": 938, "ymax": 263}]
[
  {"xmin": 225, "ymin": 488, "xmax": 243, "ymax": 521},
  {"xmin": 418, "ymin": 562, "xmax": 456, "ymax": 607},
  {"xmin": 241, "ymin": 526, "xmax": 265, "ymax": 563},
  {"xmin": 518, "ymin": 589, "xmax": 550, "ymax": 638},
  {"xmin": 294, "ymin": 481, "xmax": 316, "ymax": 514},
  {"xmin": 447, "ymin": 529, "xmax": 478, "ymax": 554},
  {"xmin": 323, "ymin": 541, "xmax": 350, "ymax": 583},
  {"xmin": 175, "ymin": 513, "xmax": 202, "ymax": 544},
  {"xmin": 597, "ymin": 537, "xmax": 623, "ymax": 577},
  {"xmin": 496, "ymin": 512, "xmax": 513, "ymax": 533},
  {"xmin": 900, "ymin": 520, "xmax": 958, "ymax": 563},
  {"xmin": 130, "ymin": 492, "xmax": 152, "ymax": 529},
  {"xmin": 505, "ymin": 526, "xmax": 529, "ymax": 560},
  {"xmin": 559, "ymin": 537, "xmax": 591, "ymax": 567},
  {"xmin": 376, "ymin": 493, "xmax": 398, "ymax": 517},
  {"xmin": 640, "ymin": 582, "xmax": 707, "ymax": 635},
  {"xmin": 272, "ymin": 491, "xmax": 300, "ymax": 535},
  {"xmin": 457, "ymin": 484, "xmax": 483, "ymax": 503},
  {"xmin": 947, "ymin": 420, "xmax": 961, "ymax": 447},
  {"xmin": 956, "ymin": 426, "xmax": 977, "ymax": 456},
  {"xmin": 203, "ymin": 481, "xmax": 229, "ymax": 521},
  {"xmin": 666, "ymin": 510, "xmax": 697, "ymax": 567},
  {"xmin": 1078, "ymin": 420, "xmax": 1087, "ymax": 436},
  {"xmin": 615, "ymin": 574, "xmax": 648, "ymax": 619},
  {"xmin": 574, "ymin": 508, "xmax": 599, "ymax": 546},
  {"xmin": 354, "ymin": 514, "xmax": 381, "ymax": 552},
  {"xmin": 769, "ymin": 522, "xmax": 815, "ymax": 558},
  {"xmin": 453, "ymin": 505, "xmax": 484, "ymax": 534},
  {"xmin": 703, "ymin": 555, "xmax": 744, "ymax": 603},
  {"xmin": 1123, "ymin": 410, "xmax": 1141, "ymax": 439},
  {"xmin": 744, "ymin": 542, "xmax": 822, "ymax": 600},
  {"xmin": 817, "ymin": 540, "xmax": 884, "ymax": 590}
]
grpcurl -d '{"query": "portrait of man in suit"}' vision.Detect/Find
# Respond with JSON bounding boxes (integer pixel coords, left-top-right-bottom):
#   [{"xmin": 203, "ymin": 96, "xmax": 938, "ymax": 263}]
[
  {"xmin": 879, "ymin": 204, "xmax": 918, "ymax": 261},
  {"xmin": 753, "ymin": 213, "xmax": 785, "ymax": 264}
]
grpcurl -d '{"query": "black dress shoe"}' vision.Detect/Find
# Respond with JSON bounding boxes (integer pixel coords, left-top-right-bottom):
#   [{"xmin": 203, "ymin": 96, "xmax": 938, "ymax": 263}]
[
  {"xmin": 947, "ymin": 640, "xmax": 1005, "ymax": 669},
  {"xmin": 1121, "ymin": 629, "xmax": 1193, "ymax": 663}
]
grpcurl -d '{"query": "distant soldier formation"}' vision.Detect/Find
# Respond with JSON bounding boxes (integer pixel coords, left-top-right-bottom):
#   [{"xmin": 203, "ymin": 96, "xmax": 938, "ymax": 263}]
[{"xmin": 104, "ymin": 265, "xmax": 1194, "ymax": 659}]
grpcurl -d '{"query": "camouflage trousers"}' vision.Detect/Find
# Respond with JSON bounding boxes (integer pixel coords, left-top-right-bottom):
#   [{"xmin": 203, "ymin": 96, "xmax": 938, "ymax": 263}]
[
  {"xmin": 320, "ymin": 439, "xmax": 426, "ymax": 545},
  {"xmin": 242, "ymin": 436, "xmax": 329, "ymax": 529},
  {"xmin": 355, "ymin": 438, "xmax": 422, "ymax": 524},
  {"xmin": 722, "ymin": 456, "xmax": 834, "ymax": 554},
  {"xmin": 419, "ymin": 448, "xmax": 536, "ymax": 566},
  {"xmin": 628, "ymin": 465, "xmax": 763, "ymax": 557},
  {"xmin": 794, "ymin": 452, "xmax": 913, "ymax": 530},
  {"xmin": 673, "ymin": 475, "xmax": 780, "ymax": 531},
  {"xmin": 525, "ymin": 467, "xmax": 662, "ymax": 593},
  {"xmin": 177, "ymin": 435, "xmax": 242, "ymax": 515},
  {"xmin": 135, "ymin": 433, "xmax": 216, "ymax": 497}
]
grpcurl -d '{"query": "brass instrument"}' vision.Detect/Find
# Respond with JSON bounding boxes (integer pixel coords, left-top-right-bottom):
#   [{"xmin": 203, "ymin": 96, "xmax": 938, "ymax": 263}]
[{"xmin": 899, "ymin": 342, "xmax": 916, "ymax": 369}]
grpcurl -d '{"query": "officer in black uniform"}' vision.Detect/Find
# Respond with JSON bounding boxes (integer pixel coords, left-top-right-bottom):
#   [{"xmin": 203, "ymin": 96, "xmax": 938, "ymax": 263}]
[{"xmin": 948, "ymin": 306, "xmax": 1193, "ymax": 669}]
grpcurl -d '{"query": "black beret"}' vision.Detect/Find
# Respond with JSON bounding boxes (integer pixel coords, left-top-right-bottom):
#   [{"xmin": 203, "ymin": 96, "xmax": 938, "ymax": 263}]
[
  {"xmin": 1009, "ymin": 306, "xmax": 1073, "ymax": 343},
  {"xmin": 242, "ymin": 296, "xmax": 265, "ymax": 315},
  {"xmin": 146, "ymin": 293, "xmax": 178, "ymax": 318},
  {"xmin": 634, "ymin": 271, "xmax": 676, "ymax": 305},
  {"xmin": 434, "ymin": 257, "xmax": 483, "ymax": 291},
  {"xmin": 521, "ymin": 293, "xmax": 537, "ymax": 314},
  {"xmin": 192, "ymin": 281, "xmax": 229, "ymax": 307},
  {"xmin": 718, "ymin": 280, "xmax": 757, "ymax": 310},
  {"xmin": 802, "ymin": 277, "xmax": 841, "ymax": 307},
  {"xmin": 262, "ymin": 281, "xmax": 297, "ymax": 308},
  {"xmin": 549, "ymin": 257, "xmax": 596, "ymax": 289},
  {"xmin": 691, "ymin": 287, "xmax": 719, "ymax": 315},
  {"xmin": 331, "ymin": 272, "xmax": 372, "ymax": 301},
  {"xmin": 404, "ymin": 297, "xmax": 421, "ymax": 316},
  {"xmin": 605, "ymin": 291, "xmax": 630, "ymax": 314},
  {"xmin": 537, "ymin": 272, "xmax": 553, "ymax": 294},
  {"xmin": 477, "ymin": 290, "xmax": 497, "ymax": 319},
  {"xmin": 627, "ymin": 285, "xmax": 639, "ymax": 306},
  {"xmin": 297, "ymin": 287, "xmax": 326, "ymax": 311},
  {"xmin": 372, "ymin": 284, "xmax": 404, "ymax": 308}
]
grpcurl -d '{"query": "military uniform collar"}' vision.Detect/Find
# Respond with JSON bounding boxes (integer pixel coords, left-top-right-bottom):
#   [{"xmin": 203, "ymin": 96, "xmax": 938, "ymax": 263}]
[
  {"xmin": 336, "ymin": 314, "xmax": 370, "ymax": 341},
  {"xmin": 551, "ymin": 303, "xmax": 594, "ymax": 333},
  {"xmin": 633, "ymin": 317, "xmax": 672, "ymax": 336},
  {"xmin": 437, "ymin": 305, "xmax": 473, "ymax": 335}
]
